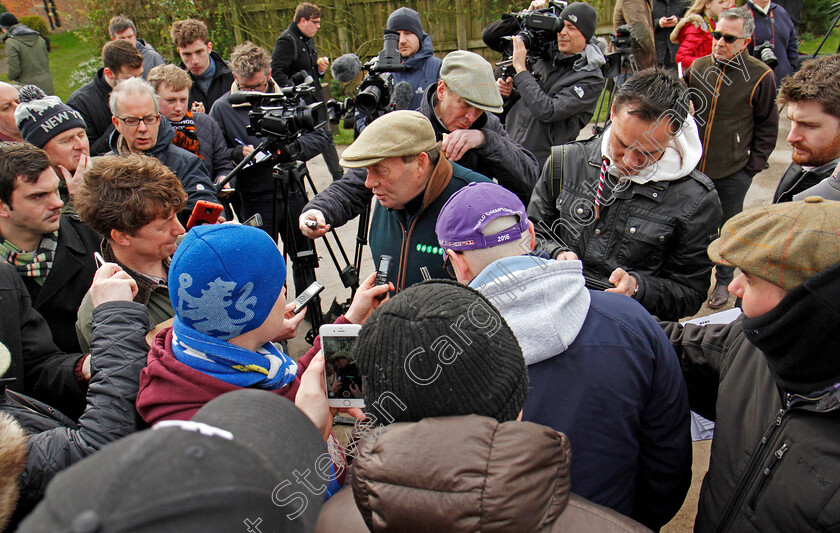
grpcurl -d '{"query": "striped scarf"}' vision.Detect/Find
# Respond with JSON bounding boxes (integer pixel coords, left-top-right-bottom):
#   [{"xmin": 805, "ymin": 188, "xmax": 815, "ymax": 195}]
[
  {"xmin": 595, "ymin": 156, "xmax": 609, "ymax": 220},
  {"xmin": 170, "ymin": 111, "xmax": 203, "ymax": 159},
  {"xmin": 0, "ymin": 231, "xmax": 59, "ymax": 285},
  {"xmin": 171, "ymin": 317, "xmax": 298, "ymax": 390}
]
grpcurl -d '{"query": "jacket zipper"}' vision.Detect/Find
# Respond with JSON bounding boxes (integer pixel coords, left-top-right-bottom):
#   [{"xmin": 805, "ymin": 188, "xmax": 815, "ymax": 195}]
[
  {"xmin": 747, "ymin": 440, "xmax": 790, "ymax": 511},
  {"xmin": 717, "ymin": 393, "xmax": 791, "ymax": 532}
]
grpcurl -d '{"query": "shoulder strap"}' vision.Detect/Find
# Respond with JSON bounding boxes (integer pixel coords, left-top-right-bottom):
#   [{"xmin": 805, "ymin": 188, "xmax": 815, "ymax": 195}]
[{"xmin": 549, "ymin": 145, "xmax": 565, "ymax": 200}]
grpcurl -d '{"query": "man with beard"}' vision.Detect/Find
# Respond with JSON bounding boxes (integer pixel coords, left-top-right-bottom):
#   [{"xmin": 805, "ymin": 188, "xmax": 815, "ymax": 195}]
[{"xmin": 774, "ymin": 55, "xmax": 840, "ymax": 202}]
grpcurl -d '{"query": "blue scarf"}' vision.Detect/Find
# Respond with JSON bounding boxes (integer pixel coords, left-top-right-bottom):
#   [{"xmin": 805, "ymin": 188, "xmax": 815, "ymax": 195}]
[{"xmin": 171, "ymin": 317, "xmax": 298, "ymax": 390}]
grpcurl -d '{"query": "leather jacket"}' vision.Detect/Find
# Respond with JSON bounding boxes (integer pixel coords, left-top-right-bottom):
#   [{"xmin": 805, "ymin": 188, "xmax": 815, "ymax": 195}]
[{"xmin": 528, "ymin": 134, "xmax": 722, "ymax": 320}]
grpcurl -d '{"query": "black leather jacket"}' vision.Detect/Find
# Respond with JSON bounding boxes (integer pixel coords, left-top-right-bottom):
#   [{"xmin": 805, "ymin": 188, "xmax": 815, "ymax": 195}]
[{"xmin": 528, "ymin": 135, "xmax": 722, "ymax": 321}]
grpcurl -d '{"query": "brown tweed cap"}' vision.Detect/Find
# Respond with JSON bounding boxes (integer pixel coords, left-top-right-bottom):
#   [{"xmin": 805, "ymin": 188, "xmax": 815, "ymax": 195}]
[{"xmin": 708, "ymin": 196, "xmax": 840, "ymax": 290}]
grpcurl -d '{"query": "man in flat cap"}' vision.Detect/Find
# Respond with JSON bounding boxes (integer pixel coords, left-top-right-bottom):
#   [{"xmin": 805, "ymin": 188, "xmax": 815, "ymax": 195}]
[
  {"xmin": 662, "ymin": 196, "xmax": 840, "ymax": 531},
  {"xmin": 301, "ymin": 51, "xmax": 537, "ymax": 234},
  {"xmin": 302, "ymin": 110, "xmax": 491, "ymax": 291}
]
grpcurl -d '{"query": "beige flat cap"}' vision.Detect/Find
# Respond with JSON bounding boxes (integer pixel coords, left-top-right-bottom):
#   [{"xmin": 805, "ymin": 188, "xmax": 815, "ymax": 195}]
[
  {"xmin": 339, "ymin": 110, "xmax": 438, "ymax": 168},
  {"xmin": 440, "ymin": 50, "xmax": 504, "ymax": 114}
]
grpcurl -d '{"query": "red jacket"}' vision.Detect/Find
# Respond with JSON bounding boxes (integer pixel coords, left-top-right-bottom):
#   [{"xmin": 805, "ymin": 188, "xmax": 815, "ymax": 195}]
[
  {"xmin": 137, "ymin": 325, "xmax": 322, "ymax": 424},
  {"xmin": 672, "ymin": 14, "xmax": 714, "ymax": 70}
]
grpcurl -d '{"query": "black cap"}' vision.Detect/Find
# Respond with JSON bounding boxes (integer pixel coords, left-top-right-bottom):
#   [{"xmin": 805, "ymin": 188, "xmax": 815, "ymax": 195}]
[
  {"xmin": 17, "ymin": 390, "xmax": 326, "ymax": 533},
  {"xmin": 0, "ymin": 13, "xmax": 18, "ymax": 29}
]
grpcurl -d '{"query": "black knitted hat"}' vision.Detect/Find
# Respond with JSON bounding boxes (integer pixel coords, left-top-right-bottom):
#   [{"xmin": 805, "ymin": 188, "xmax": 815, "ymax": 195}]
[
  {"xmin": 14, "ymin": 85, "xmax": 86, "ymax": 149},
  {"xmin": 0, "ymin": 13, "xmax": 18, "ymax": 29},
  {"xmin": 355, "ymin": 280, "xmax": 528, "ymax": 425}
]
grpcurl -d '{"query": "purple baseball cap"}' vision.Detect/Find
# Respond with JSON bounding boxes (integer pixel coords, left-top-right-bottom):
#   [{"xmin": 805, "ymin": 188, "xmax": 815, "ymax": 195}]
[{"xmin": 436, "ymin": 182, "xmax": 529, "ymax": 251}]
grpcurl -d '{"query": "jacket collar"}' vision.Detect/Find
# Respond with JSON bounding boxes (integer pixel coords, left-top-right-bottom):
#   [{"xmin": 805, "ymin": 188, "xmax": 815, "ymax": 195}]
[{"xmin": 101, "ymin": 240, "xmax": 169, "ymax": 306}]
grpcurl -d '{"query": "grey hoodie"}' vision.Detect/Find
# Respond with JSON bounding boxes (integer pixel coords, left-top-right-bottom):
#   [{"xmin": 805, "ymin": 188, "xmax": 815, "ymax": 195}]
[{"xmin": 470, "ymin": 256, "xmax": 590, "ymax": 365}]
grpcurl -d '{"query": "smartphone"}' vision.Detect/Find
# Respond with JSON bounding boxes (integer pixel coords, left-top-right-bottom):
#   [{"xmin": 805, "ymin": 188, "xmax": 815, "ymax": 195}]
[
  {"xmin": 292, "ymin": 281, "xmax": 324, "ymax": 314},
  {"xmin": 186, "ymin": 201, "xmax": 224, "ymax": 230},
  {"xmin": 243, "ymin": 213, "xmax": 263, "ymax": 228},
  {"xmin": 320, "ymin": 324, "xmax": 365, "ymax": 408}
]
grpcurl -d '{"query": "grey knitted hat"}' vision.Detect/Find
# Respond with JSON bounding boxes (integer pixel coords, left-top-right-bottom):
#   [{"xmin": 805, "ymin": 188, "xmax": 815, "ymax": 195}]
[{"xmin": 354, "ymin": 280, "xmax": 528, "ymax": 425}]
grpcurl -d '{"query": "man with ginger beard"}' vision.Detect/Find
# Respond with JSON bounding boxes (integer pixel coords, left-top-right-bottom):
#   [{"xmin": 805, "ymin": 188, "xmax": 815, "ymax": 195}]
[{"xmin": 774, "ymin": 55, "xmax": 840, "ymax": 203}]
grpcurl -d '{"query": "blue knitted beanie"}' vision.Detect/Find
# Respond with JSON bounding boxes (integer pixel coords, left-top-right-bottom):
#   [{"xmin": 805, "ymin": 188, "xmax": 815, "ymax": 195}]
[{"xmin": 169, "ymin": 225, "xmax": 286, "ymax": 340}]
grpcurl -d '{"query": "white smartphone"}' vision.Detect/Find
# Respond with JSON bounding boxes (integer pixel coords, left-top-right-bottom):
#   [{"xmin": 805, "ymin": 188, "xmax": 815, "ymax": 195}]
[{"xmin": 320, "ymin": 324, "xmax": 365, "ymax": 408}]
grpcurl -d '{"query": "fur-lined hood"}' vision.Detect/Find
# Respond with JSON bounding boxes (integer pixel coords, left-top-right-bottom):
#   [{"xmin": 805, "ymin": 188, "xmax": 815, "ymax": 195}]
[
  {"xmin": 0, "ymin": 413, "xmax": 27, "ymax": 530},
  {"xmin": 671, "ymin": 13, "xmax": 708, "ymax": 43}
]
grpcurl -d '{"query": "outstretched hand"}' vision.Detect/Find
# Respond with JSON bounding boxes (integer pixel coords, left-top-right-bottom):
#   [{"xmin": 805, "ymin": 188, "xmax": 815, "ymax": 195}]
[{"xmin": 345, "ymin": 271, "xmax": 393, "ymax": 325}]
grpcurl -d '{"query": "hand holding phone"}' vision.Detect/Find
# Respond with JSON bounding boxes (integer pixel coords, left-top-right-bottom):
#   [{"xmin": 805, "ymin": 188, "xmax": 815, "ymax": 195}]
[
  {"xmin": 186, "ymin": 201, "xmax": 224, "ymax": 230},
  {"xmin": 345, "ymin": 271, "xmax": 392, "ymax": 325},
  {"xmin": 320, "ymin": 324, "xmax": 365, "ymax": 408},
  {"xmin": 292, "ymin": 281, "xmax": 324, "ymax": 314}
]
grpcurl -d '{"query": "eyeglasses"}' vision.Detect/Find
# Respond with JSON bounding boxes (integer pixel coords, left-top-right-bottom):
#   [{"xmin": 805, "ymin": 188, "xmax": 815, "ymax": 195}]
[
  {"xmin": 711, "ymin": 31, "xmax": 739, "ymax": 44},
  {"xmin": 239, "ymin": 80, "xmax": 269, "ymax": 92},
  {"xmin": 115, "ymin": 113, "xmax": 160, "ymax": 127}
]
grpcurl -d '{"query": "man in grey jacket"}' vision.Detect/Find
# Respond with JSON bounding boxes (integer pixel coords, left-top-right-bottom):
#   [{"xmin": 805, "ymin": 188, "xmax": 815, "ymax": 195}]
[
  {"xmin": 108, "ymin": 16, "xmax": 165, "ymax": 79},
  {"xmin": 0, "ymin": 264, "xmax": 150, "ymax": 524},
  {"xmin": 497, "ymin": 2, "xmax": 606, "ymax": 168}
]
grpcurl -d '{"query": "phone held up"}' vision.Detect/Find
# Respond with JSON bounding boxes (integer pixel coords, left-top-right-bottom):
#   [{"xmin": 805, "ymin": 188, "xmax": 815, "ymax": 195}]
[
  {"xmin": 186, "ymin": 200, "xmax": 224, "ymax": 230},
  {"xmin": 320, "ymin": 324, "xmax": 365, "ymax": 408}
]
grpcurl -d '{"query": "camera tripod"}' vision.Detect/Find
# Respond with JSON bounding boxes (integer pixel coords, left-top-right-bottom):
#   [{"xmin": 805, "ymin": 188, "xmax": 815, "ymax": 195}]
[
  {"xmin": 216, "ymin": 139, "xmax": 362, "ymax": 344},
  {"xmin": 811, "ymin": 2, "xmax": 840, "ymax": 58},
  {"xmin": 592, "ymin": 50, "xmax": 638, "ymax": 135}
]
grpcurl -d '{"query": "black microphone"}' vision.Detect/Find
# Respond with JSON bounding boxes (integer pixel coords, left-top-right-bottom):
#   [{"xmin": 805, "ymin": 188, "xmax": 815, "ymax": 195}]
[
  {"xmin": 391, "ymin": 81, "xmax": 415, "ymax": 110},
  {"xmin": 331, "ymin": 54, "xmax": 363, "ymax": 83}
]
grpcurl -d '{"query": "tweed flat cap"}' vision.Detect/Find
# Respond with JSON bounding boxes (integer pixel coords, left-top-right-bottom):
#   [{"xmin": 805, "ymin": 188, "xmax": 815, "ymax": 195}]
[
  {"xmin": 708, "ymin": 196, "xmax": 840, "ymax": 290},
  {"xmin": 440, "ymin": 51, "xmax": 504, "ymax": 114},
  {"xmin": 339, "ymin": 110, "xmax": 438, "ymax": 168}
]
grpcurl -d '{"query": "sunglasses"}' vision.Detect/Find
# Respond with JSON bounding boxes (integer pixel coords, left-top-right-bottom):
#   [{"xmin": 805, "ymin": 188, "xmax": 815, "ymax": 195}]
[
  {"xmin": 443, "ymin": 252, "xmax": 457, "ymax": 280},
  {"xmin": 711, "ymin": 31, "xmax": 739, "ymax": 44}
]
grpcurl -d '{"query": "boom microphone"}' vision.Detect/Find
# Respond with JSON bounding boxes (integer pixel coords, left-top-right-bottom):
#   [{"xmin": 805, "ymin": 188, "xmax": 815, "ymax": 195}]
[
  {"xmin": 391, "ymin": 81, "xmax": 415, "ymax": 111},
  {"xmin": 331, "ymin": 54, "xmax": 363, "ymax": 84}
]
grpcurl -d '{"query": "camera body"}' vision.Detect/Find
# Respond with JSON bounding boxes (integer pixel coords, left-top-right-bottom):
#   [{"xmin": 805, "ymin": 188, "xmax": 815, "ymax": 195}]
[
  {"xmin": 328, "ymin": 30, "xmax": 405, "ymax": 124},
  {"xmin": 610, "ymin": 24, "xmax": 634, "ymax": 54},
  {"xmin": 234, "ymin": 83, "xmax": 327, "ymax": 162},
  {"xmin": 753, "ymin": 41, "xmax": 778, "ymax": 68},
  {"xmin": 496, "ymin": 0, "xmax": 568, "ymax": 78},
  {"xmin": 500, "ymin": 1, "xmax": 568, "ymax": 55}
]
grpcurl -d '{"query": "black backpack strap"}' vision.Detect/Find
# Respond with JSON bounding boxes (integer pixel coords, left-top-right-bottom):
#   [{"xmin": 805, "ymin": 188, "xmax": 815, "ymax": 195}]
[{"xmin": 548, "ymin": 145, "xmax": 565, "ymax": 201}]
